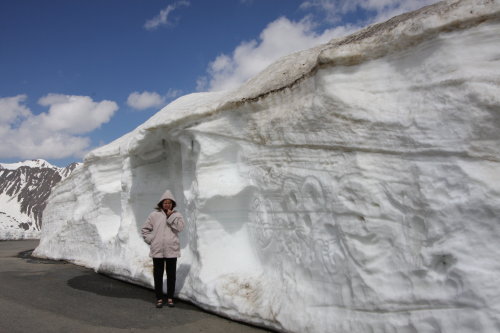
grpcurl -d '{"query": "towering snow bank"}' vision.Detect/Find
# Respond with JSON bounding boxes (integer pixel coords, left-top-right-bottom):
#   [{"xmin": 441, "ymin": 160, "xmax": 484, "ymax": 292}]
[{"xmin": 35, "ymin": 0, "xmax": 500, "ymax": 332}]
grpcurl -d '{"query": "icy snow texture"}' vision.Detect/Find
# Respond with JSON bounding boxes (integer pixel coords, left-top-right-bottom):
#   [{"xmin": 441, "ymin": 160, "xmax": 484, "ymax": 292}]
[{"xmin": 35, "ymin": 1, "xmax": 500, "ymax": 332}]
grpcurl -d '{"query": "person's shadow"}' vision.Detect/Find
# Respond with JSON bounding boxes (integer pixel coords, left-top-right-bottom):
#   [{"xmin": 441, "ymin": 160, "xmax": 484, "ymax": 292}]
[
  {"xmin": 67, "ymin": 271, "xmax": 154, "ymax": 303},
  {"xmin": 67, "ymin": 263, "xmax": 192, "ymax": 304}
]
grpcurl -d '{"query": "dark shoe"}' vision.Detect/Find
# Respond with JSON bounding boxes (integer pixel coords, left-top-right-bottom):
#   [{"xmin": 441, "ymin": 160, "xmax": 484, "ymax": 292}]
[
  {"xmin": 167, "ymin": 299, "xmax": 175, "ymax": 307},
  {"xmin": 156, "ymin": 299, "xmax": 163, "ymax": 308}
]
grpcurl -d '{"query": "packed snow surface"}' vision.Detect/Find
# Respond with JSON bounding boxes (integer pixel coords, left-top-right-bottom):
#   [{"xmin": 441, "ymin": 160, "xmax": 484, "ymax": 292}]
[{"xmin": 35, "ymin": 1, "xmax": 500, "ymax": 332}]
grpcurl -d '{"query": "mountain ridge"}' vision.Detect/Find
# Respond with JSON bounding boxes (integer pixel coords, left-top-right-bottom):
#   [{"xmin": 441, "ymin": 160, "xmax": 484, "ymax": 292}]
[{"xmin": 0, "ymin": 159, "xmax": 79, "ymax": 239}]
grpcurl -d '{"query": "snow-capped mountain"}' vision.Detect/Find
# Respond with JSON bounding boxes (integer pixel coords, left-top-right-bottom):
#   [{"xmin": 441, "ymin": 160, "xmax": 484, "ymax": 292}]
[{"xmin": 0, "ymin": 159, "xmax": 79, "ymax": 239}]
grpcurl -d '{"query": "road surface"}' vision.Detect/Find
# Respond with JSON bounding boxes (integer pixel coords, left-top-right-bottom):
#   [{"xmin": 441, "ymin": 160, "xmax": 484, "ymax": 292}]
[{"xmin": 0, "ymin": 240, "xmax": 273, "ymax": 333}]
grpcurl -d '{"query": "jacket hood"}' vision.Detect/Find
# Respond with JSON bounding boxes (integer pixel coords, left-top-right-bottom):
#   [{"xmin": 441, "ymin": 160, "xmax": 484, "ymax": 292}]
[{"xmin": 159, "ymin": 190, "xmax": 176, "ymax": 205}]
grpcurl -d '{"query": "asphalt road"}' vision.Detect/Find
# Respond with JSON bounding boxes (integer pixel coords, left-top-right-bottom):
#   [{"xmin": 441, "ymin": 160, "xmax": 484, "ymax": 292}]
[{"xmin": 0, "ymin": 240, "xmax": 273, "ymax": 333}]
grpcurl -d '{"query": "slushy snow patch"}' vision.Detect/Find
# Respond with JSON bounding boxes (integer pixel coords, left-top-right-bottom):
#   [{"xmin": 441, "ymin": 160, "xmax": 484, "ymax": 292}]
[{"xmin": 35, "ymin": 1, "xmax": 500, "ymax": 332}]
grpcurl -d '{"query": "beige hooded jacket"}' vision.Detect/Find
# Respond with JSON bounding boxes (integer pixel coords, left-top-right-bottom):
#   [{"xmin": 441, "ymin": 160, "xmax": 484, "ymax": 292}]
[{"xmin": 141, "ymin": 190, "xmax": 185, "ymax": 258}]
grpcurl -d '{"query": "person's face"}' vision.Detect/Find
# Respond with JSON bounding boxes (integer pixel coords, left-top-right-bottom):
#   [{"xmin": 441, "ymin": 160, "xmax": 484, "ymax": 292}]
[{"xmin": 162, "ymin": 199, "xmax": 173, "ymax": 211}]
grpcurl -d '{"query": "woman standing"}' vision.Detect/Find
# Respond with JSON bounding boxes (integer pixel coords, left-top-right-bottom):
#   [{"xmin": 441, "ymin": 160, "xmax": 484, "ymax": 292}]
[{"xmin": 141, "ymin": 190, "xmax": 185, "ymax": 308}]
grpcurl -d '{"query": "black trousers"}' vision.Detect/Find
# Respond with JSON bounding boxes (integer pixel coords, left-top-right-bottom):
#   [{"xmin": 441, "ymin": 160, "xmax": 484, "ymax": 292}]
[{"xmin": 153, "ymin": 257, "xmax": 177, "ymax": 300}]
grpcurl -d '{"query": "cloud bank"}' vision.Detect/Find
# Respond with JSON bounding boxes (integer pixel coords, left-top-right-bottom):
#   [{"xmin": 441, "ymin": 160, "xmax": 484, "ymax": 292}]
[{"xmin": 0, "ymin": 94, "xmax": 118, "ymax": 160}]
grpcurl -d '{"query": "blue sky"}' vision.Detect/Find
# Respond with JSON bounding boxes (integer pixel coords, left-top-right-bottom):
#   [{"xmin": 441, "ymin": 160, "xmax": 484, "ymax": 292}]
[{"xmin": 0, "ymin": 0, "xmax": 437, "ymax": 167}]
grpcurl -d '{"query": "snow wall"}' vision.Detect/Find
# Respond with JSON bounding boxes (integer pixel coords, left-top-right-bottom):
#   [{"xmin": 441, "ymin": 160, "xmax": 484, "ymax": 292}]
[{"xmin": 34, "ymin": 1, "xmax": 500, "ymax": 332}]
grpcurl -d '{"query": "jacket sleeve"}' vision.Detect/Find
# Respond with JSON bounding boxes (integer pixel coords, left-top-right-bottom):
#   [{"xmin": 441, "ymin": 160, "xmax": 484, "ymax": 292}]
[
  {"xmin": 167, "ymin": 212, "xmax": 185, "ymax": 232},
  {"xmin": 141, "ymin": 214, "xmax": 155, "ymax": 244}
]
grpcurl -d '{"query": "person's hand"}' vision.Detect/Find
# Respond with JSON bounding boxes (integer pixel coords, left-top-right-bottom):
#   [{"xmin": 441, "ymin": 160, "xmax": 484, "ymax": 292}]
[{"xmin": 166, "ymin": 209, "xmax": 173, "ymax": 217}]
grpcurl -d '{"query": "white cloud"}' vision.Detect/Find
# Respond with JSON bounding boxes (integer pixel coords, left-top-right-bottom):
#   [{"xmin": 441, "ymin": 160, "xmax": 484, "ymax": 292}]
[
  {"xmin": 38, "ymin": 94, "xmax": 118, "ymax": 134},
  {"xmin": 127, "ymin": 91, "xmax": 166, "ymax": 110},
  {"xmin": 0, "ymin": 94, "xmax": 31, "ymax": 124},
  {"xmin": 166, "ymin": 88, "xmax": 183, "ymax": 100},
  {"xmin": 0, "ymin": 94, "xmax": 118, "ymax": 160},
  {"xmin": 144, "ymin": 0, "xmax": 190, "ymax": 30},
  {"xmin": 199, "ymin": 17, "xmax": 358, "ymax": 92},
  {"xmin": 300, "ymin": 0, "xmax": 340, "ymax": 23}
]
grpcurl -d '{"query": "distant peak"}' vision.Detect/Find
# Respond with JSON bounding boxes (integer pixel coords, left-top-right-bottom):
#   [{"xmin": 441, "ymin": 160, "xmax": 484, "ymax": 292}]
[
  {"xmin": 30, "ymin": 159, "xmax": 53, "ymax": 167},
  {"xmin": 0, "ymin": 159, "xmax": 56, "ymax": 170}
]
